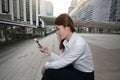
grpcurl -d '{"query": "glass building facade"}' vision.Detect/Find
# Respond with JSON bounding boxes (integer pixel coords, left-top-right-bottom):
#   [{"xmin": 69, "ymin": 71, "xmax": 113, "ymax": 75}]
[{"xmin": 109, "ymin": 0, "xmax": 120, "ymax": 23}]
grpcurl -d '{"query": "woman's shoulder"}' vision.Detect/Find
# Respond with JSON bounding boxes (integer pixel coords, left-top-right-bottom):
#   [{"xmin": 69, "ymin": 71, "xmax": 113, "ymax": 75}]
[
  {"xmin": 74, "ymin": 33, "xmax": 85, "ymax": 41},
  {"xmin": 74, "ymin": 33, "xmax": 86, "ymax": 46}
]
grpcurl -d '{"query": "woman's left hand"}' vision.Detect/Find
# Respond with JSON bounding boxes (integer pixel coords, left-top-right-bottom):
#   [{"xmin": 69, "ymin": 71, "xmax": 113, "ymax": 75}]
[{"xmin": 41, "ymin": 66, "xmax": 46, "ymax": 75}]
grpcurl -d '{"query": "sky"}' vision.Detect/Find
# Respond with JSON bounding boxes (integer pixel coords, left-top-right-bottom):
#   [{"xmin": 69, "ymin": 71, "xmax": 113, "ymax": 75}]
[{"xmin": 46, "ymin": 0, "xmax": 72, "ymax": 17}]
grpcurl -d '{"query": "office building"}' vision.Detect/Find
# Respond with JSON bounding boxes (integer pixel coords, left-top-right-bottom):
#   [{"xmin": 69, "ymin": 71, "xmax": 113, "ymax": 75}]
[
  {"xmin": 0, "ymin": 0, "xmax": 45, "ymax": 26},
  {"xmin": 46, "ymin": 1, "xmax": 53, "ymax": 16},
  {"xmin": 78, "ymin": 0, "xmax": 111, "ymax": 23},
  {"xmin": 109, "ymin": 0, "xmax": 120, "ymax": 24},
  {"xmin": 68, "ymin": 0, "xmax": 78, "ymax": 14}
]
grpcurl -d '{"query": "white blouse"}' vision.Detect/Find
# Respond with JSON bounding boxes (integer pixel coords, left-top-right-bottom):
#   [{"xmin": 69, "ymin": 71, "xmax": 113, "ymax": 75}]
[{"xmin": 45, "ymin": 32, "xmax": 94, "ymax": 72}]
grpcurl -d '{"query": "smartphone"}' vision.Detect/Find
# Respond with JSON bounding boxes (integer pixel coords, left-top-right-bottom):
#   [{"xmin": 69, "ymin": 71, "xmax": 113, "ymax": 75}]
[{"xmin": 34, "ymin": 38, "xmax": 42, "ymax": 48}]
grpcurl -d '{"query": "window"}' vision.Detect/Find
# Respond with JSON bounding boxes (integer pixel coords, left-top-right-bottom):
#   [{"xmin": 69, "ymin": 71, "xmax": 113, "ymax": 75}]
[{"xmin": 1, "ymin": 0, "xmax": 9, "ymax": 13}]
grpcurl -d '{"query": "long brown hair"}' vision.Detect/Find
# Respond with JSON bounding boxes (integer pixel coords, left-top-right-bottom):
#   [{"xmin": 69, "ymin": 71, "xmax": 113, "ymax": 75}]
[{"xmin": 55, "ymin": 13, "xmax": 76, "ymax": 51}]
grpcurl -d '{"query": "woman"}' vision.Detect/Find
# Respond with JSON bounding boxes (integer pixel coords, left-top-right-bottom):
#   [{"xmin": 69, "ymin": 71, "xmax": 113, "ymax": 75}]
[{"xmin": 40, "ymin": 13, "xmax": 94, "ymax": 80}]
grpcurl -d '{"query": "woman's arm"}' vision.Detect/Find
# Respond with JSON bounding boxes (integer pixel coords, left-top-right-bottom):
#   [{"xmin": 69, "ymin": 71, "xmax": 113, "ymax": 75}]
[
  {"xmin": 45, "ymin": 44, "xmax": 85, "ymax": 69},
  {"xmin": 50, "ymin": 52, "xmax": 61, "ymax": 61},
  {"xmin": 39, "ymin": 45, "xmax": 60, "ymax": 61}
]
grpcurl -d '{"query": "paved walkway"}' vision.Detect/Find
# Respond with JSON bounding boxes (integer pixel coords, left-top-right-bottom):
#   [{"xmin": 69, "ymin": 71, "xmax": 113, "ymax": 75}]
[
  {"xmin": 80, "ymin": 33, "xmax": 120, "ymax": 80},
  {"xmin": 38, "ymin": 33, "xmax": 120, "ymax": 80},
  {"xmin": 0, "ymin": 33, "xmax": 119, "ymax": 80}
]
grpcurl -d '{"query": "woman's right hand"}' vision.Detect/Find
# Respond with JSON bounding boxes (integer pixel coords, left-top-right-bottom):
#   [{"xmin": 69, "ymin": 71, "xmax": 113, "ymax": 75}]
[
  {"xmin": 39, "ymin": 45, "xmax": 52, "ymax": 56},
  {"xmin": 41, "ymin": 66, "xmax": 46, "ymax": 75}
]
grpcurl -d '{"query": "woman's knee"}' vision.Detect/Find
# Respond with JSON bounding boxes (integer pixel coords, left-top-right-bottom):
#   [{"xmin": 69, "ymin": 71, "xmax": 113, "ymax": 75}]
[
  {"xmin": 45, "ymin": 69, "xmax": 57, "ymax": 74},
  {"xmin": 42, "ymin": 69, "xmax": 57, "ymax": 80}
]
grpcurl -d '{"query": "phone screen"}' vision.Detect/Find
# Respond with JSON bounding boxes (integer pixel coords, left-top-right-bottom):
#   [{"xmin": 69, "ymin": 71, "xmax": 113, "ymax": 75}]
[
  {"xmin": 34, "ymin": 38, "xmax": 42, "ymax": 48},
  {"xmin": 36, "ymin": 40, "xmax": 42, "ymax": 48}
]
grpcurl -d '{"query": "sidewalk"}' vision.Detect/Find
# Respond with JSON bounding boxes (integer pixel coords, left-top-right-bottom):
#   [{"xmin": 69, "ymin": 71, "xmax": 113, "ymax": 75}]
[
  {"xmin": 81, "ymin": 33, "xmax": 120, "ymax": 80},
  {"xmin": 39, "ymin": 33, "xmax": 120, "ymax": 80},
  {"xmin": 0, "ymin": 33, "xmax": 119, "ymax": 80}
]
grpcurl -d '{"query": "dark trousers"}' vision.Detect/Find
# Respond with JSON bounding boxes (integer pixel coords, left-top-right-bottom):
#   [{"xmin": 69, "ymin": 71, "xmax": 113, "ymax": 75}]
[{"xmin": 41, "ymin": 65, "xmax": 94, "ymax": 80}]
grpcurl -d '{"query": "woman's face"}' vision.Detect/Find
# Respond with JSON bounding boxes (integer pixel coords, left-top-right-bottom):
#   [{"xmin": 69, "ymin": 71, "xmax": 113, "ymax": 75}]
[{"xmin": 56, "ymin": 25, "xmax": 69, "ymax": 40}]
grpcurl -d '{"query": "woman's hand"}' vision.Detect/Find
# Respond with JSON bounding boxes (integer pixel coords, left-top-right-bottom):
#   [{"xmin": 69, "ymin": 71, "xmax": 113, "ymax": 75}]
[
  {"xmin": 41, "ymin": 66, "xmax": 46, "ymax": 75},
  {"xmin": 39, "ymin": 45, "xmax": 52, "ymax": 56}
]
